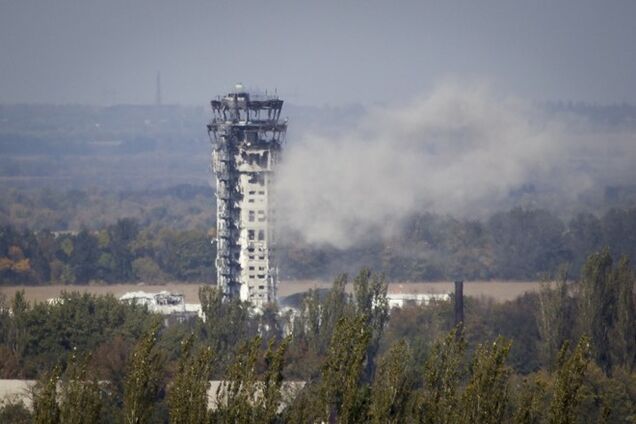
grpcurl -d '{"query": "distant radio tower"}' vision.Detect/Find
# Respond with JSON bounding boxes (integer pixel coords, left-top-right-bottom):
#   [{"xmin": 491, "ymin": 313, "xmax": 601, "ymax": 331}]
[{"xmin": 155, "ymin": 72, "xmax": 162, "ymax": 106}]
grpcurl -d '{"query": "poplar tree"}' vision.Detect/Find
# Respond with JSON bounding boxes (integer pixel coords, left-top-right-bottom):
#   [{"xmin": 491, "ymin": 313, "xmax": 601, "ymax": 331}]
[
  {"xmin": 319, "ymin": 314, "xmax": 371, "ymax": 423},
  {"xmin": 214, "ymin": 337, "xmax": 261, "ymax": 423},
  {"xmin": 548, "ymin": 338, "xmax": 591, "ymax": 424},
  {"xmin": 512, "ymin": 377, "xmax": 546, "ymax": 424},
  {"xmin": 368, "ymin": 340, "xmax": 413, "ymax": 424},
  {"xmin": 418, "ymin": 327, "xmax": 466, "ymax": 424},
  {"xmin": 610, "ymin": 256, "xmax": 636, "ymax": 371},
  {"xmin": 461, "ymin": 336, "xmax": 512, "ymax": 424},
  {"xmin": 258, "ymin": 337, "xmax": 290, "ymax": 423},
  {"xmin": 59, "ymin": 353, "xmax": 102, "ymax": 424},
  {"xmin": 579, "ymin": 250, "xmax": 614, "ymax": 373},
  {"xmin": 123, "ymin": 322, "xmax": 163, "ymax": 424},
  {"xmin": 32, "ymin": 366, "xmax": 61, "ymax": 424},
  {"xmin": 353, "ymin": 268, "xmax": 389, "ymax": 381},
  {"xmin": 537, "ymin": 270, "xmax": 573, "ymax": 369},
  {"xmin": 168, "ymin": 335, "xmax": 213, "ymax": 424}
]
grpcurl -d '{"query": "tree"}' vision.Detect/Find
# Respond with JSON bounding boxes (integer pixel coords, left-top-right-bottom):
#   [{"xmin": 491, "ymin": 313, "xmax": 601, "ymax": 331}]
[
  {"xmin": 0, "ymin": 398, "xmax": 31, "ymax": 424},
  {"xmin": 214, "ymin": 337, "xmax": 260, "ymax": 423},
  {"xmin": 32, "ymin": 366, "xmax": 61, "ymax": 424},
  {"xmin": 258, "ymin": 337, "xmax": 290, "ymax": 423},
  {"xmin": 59, "ymin": 352, "xmax": 102, "ymax": 424},
  {"xmin": 537, "ymin": 271, "xmax": 573, "ymax": 369},
  {"xmin": 105, "ymin": 218, "xmax": 139, "ymax": 282},
  {"xmin": 319, "ymin": 314, "xmax": 371, "ymax": 423},
  {"xmin": 566, "ymin": 213, "xmax": 603, "ymax": 275},
  {"xmin": 198, "ymin": 286, "xmax": 252, "ymax": 365},
  {"xmin": 512, "ymin": 377, "xmax": 546, "ymax": 424},
  {"xmin": 168, "ymin": 335, "xmax": 212, "ymax": 424},
  {"xmin": 548, "ymin": 338, "xmax": 591, "ymax": 424},
  {"xmin": 368, "ymin": 340, "xmax": 413, "ymax": 424},
  {"xmin": 610, "ymin": 256, "xmax": 636, "ymax": 371},
  {"xmin": 578, "ymin": 249, "xmax": 614, "ymax": 373},
  {"xmin": 353, "ymin": 268, "xmax": 389, "ymax": 381},
  {"xmin": 123, "ymin": 322, "xmax": 163, "ymax": 424},
  {"xmin": 488, "ymin": 208, "xmax": 569, "ymax": 279},
  {"xmin": 418, "ymin": 327, "xmax": 466, "ymax": 424},
  {"xmin": 461, "ymin": 336, "xmax": 512, "ymax": 424},
  {"xmin": 69, "ymin": 229, "xmax": 100, "ymax": 283}
]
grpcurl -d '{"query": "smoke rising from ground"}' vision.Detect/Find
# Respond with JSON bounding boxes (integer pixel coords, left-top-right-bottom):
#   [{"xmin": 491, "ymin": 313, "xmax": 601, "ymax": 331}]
[{"xmin": 275, "ymin": 82, "xmax": 636, "ymax": 248}]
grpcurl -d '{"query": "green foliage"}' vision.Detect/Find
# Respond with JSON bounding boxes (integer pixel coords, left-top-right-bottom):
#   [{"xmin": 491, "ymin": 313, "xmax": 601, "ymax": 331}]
[
  {"xmin": 3, "ymin": 205, "xmax": 636, "ymax": 284},
  {"xmin": 512, "ymin": 377, "xmax": 546, "ymax": 424},
  {"xmin": 318, "ymin": 314, "xmax": 371, "ymax": 423},
  {"xmin": 4, "ymin": 291, "xmax": 150, "ymax": 378},
  {"xmin": 213, "ymin": 337, "xmax": 261, "ymax": 423},
  {"xmin": 537, "ymin": 271, "xmax": 574, "ymax": 369},
  {"xmin": 368, "ymin": 340, "xmax": 413, "ymax": 424},
  {"xmin": 260, "ymin": 337, "xmax": 290, "ymax": 423},
  {"xmin": 123, "ymin": 322, "xmax": 164, "ymax": 424},
  {"xmin": 610, "ymin": 256, "xmax": 636, "ymax": 371},
  {"xmin": 578, "ymin": 249, "xmax": 636, "ymax": 374},
  {"xmin": 1, "ymin": 264, "xmax": 636, "ymax": 422},
  {"xmin": 59, "ymin": 352, "xmax": 102, "ymax": 424},
  {"xmin": 213, "ymin": 336, "xmax": 289, "ymax": 423},
  {"xmin": 0, "ymin": 398, "xmax": 31, "ymax": 424},
  {"xmin": 0, "ymin": 220, "xmax": 214, "ymax": 286},
  {"xmin": 461, "ymin": 336, "xmax": 512, "ymax": 424},
  {"xmin": 548, "ymin": 338, "xmax": 591, "ymax": 424},
  {"xmin": 418, "ymin": 327, "xmax": 466, "ymax": 424},
  {"xmin": 198, "ymin": 285, "xmax": 253, "ymax": 366},
  {"xmin": 168, "ymin": 335, "xmax": 213, "ymax": 424},
  {"xmin": 32, "ymin": 366, "xmax": 61, "ymax": 424},
  {"xmin": 579, "ymin": 249, "xmax": 614, "ymax": 373},
  {"xmin": 353, "ymin": 268, "xmax": 389, "ymax": 381}
]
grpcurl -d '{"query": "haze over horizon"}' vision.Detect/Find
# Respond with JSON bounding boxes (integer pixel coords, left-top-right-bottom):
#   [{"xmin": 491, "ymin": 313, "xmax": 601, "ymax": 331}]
[{"xmin": 1, "ymin": 0, "xmax": 635, "ymax": 107}]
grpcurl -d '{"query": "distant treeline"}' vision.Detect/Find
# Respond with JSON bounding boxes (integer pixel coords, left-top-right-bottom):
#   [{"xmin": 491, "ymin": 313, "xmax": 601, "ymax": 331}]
[
  {"xmin": 0, "ymin": 219, "xmax": 214, "ymax": 285},
  {"xmin": 0, "ymin": 186, "xmax": 214, "ymax": 231},
  {"xmin": 280, "ymin": 207, "xmax": 636, "ymax": 281},
  {"xmin": 1, "ymin": 207, "xmax": 636, "ymax": 284}
]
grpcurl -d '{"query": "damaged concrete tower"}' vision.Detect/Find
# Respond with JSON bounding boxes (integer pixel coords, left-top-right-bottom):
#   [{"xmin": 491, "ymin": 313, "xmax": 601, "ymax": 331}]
[{"xmin": 207, "ymin": 85, "xmax": 286, "ymax": 308}]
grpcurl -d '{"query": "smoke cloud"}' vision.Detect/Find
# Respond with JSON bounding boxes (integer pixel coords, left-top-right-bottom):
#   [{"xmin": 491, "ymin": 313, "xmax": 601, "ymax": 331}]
[{"xmin": 275, "ymin": 82, "xmax": 636, "ymax": 248}]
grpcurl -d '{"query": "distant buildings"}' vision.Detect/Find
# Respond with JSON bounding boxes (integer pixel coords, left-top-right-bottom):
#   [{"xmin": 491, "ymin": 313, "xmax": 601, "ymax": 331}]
[
  {"xmin": 386, "ymin": 292, "xmax": 450, "ymax": 309},
  {"xmin": 118, "ymin": 290, "xmax": 202, "ymax": 321}
]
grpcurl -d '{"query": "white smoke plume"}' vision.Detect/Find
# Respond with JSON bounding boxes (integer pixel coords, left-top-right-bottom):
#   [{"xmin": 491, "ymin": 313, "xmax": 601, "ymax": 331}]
[{"xmin": 275, "ymin": 82, "xmax": 636, "ymax": 248}]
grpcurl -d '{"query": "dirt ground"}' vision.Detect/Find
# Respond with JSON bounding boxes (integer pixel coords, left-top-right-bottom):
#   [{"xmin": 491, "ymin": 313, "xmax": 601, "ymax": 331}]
[{"xmin": 0, "ymin": 280, "xmax": 543, "ymax": 304}]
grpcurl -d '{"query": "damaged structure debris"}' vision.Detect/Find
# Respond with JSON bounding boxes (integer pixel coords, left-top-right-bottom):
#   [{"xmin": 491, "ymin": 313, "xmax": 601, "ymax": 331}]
[{"xmin": 207, "ymin": 85, "xmax": 287, "ymax": 307}]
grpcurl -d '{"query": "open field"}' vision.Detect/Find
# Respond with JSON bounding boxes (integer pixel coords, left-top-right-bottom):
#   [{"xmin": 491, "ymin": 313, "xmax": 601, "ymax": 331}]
[{"xmin": 0, "ymin": 280, "xmax": 544, "ymax": 305}]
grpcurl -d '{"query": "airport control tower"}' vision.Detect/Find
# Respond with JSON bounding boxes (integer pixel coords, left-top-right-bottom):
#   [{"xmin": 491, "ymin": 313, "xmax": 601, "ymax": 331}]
[{"xmin": 207, "ymin": 85, "xmax": 286, "ymax": 307}]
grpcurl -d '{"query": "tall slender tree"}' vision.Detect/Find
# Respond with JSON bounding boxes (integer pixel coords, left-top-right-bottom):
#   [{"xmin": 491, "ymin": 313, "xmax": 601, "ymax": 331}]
[
  {"xmin": 579, "ymin": 250, "xmax": 614, "ymax": 373},
  {"xmin": 123, "ymin": 322, "xmax": 163, "ymax": 424},
  {"xmin": 548, "ymin": 338, "xmax": 591, "ymax": 424},
  {"xmin": 461, "ymin": 336, "xmax": 512, "ymax": 424},
  {"xmin": 610, "ymin": 256, "xmax": 636, "ymax": 371},
  {"xmin": 537, "ymin": 270, "xmax": 573, "ymax": 369},
  {"xmin": 319, "ymin": 314, "xmax": 371, "ymax": 423},
  {"xmin": 368, "ymin": 340, "xmax": 413, "ymax": 424},
  {"xmin": 418, "ymin": 327, "xmax": 466, "ymax": 424},
  {"xmin": 168, "ymin": 335, "xmax": 212, "ymax": 424},
  {"xmin": 32, "ymin": 366, "xmax": 61, "ymax": 424}
]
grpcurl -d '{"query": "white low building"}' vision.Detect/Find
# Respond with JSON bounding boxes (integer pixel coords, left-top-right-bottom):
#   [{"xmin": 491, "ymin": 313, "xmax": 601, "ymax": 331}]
[
  {"xmin": 119, "ymin": 290, "xmax": 202, "ymax": 320},
  {"xmin": 386, "ymin": 292, "xmax": 450, "ymax": 309}
]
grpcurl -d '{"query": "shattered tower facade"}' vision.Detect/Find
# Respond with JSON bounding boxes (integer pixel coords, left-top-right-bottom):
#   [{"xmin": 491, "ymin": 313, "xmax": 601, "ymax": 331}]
[{"xmin": 207, "ymin": 86, "xmax": 286, "ymax": 307}]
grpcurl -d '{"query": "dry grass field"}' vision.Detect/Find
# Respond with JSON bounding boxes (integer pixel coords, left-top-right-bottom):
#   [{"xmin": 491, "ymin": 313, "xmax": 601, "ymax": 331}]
[{"xmin": 0, "ymin": 280, "xmax": 543, "ymax": 305}]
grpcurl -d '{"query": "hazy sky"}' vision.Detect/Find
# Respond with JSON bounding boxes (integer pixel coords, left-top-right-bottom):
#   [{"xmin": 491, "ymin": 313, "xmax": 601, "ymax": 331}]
[{"xmin": 1, "ymin": 0, "xmax": 635, "ymax": 106}]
